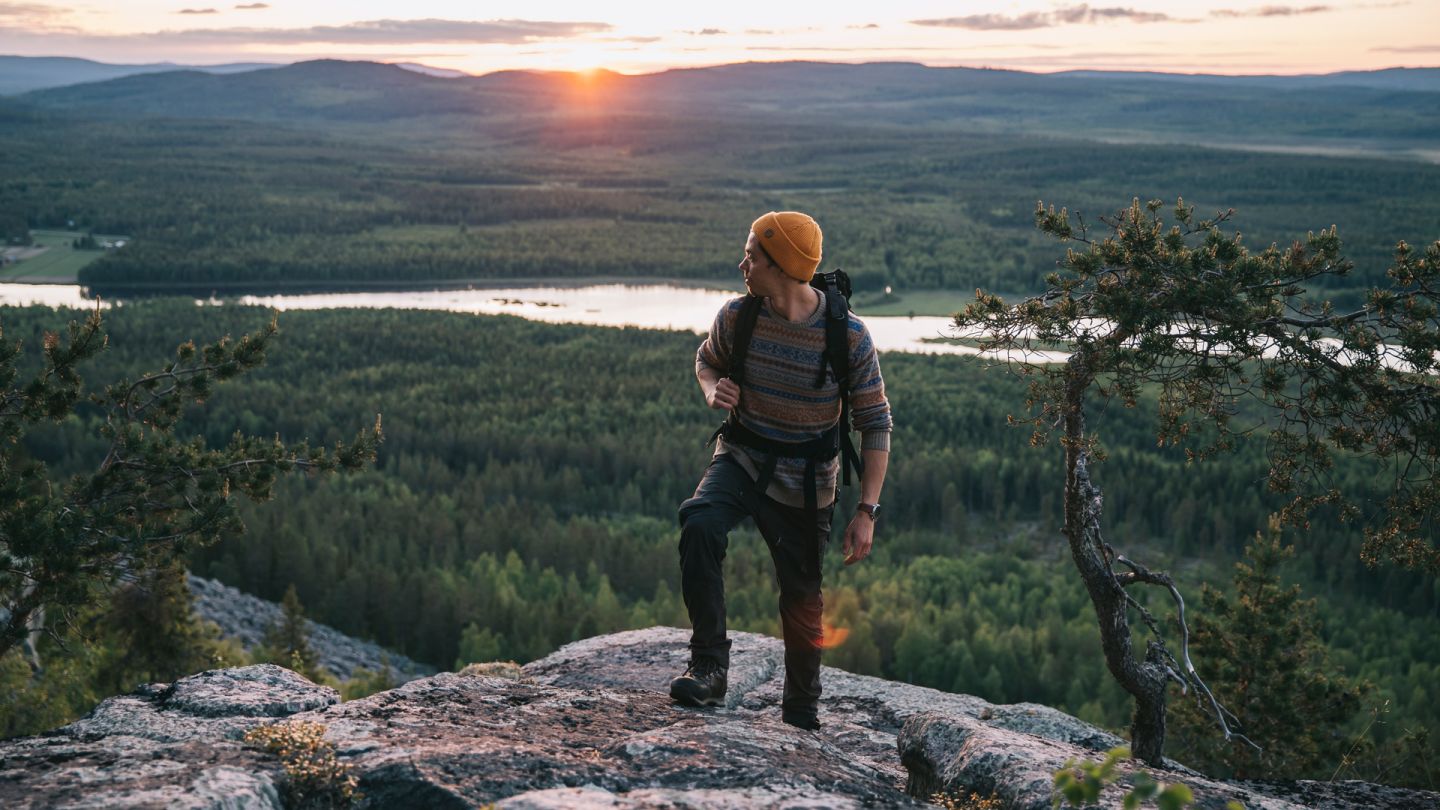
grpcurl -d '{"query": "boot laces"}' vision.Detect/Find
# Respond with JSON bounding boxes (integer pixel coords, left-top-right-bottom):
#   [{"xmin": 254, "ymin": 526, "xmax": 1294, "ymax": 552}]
[{"xmin": 687, "ymin": 659, "xmax": 723, "ymax": 679}]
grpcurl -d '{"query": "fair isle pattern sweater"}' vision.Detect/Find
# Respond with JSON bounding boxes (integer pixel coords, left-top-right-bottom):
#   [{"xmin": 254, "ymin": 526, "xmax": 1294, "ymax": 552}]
[{"xmin": 696, "ymin": 294, "xmax": 893, "ymax": 509}]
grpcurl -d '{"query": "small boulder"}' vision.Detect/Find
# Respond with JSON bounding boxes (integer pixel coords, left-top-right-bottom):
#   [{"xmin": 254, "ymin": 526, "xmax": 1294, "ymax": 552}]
[{"xmin": 162, "ymin": 664, "xmax": 340, "ymax": 718}]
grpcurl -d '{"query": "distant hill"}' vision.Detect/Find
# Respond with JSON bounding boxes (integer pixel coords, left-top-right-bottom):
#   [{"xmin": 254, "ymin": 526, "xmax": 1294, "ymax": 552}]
[
  {"xmin": 0, "ymin": 55, "xmax": 281, "ymax": 95},
  {"xmin": 395, "ymin": 62, "xmax": 472, "ymax": 79},
  {"xmin": 14, "ymin": 59, "xmax": 507, "ymax": 122},
  {"xmin": 17, "ymin": 58, "xmax": 1438, "ymax": 160},
  {"xmin": 1056, "ymin": 67, "xmax": 1440, "ymax": 93}
]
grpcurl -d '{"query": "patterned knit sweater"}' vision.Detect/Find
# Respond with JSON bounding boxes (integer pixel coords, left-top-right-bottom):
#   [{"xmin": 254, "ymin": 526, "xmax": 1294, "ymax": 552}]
[{"xmin": 696, "ymin": 294, "xmax": 893, "ymax": 509}]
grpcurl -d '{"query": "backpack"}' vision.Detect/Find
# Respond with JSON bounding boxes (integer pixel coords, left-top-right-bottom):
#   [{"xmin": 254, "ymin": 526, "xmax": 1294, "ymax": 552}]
[{"xmin": 709, "ymin": 269, "xmax": 865, "ymax": 515}]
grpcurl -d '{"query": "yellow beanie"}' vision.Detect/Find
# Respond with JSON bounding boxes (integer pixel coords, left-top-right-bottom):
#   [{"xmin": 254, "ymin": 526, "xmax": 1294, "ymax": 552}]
[{"xmin": 751, "ymin": 211, "xmax": 822, "ymax": 282}]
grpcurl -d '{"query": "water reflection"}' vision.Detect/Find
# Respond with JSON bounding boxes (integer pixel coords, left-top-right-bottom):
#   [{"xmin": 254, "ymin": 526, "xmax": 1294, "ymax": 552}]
[
  {"xmin": 0, "ymin": 282, "xmax": 1045, "ymax": 359},
  {"xmin": 0, "ymin": 283, "xmax": 110, "ymax": 309}
]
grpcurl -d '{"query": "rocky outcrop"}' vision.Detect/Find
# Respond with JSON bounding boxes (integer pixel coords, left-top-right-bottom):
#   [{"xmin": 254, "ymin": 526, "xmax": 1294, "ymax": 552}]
[
  {"xmin": 187, "ymin": 574, "xmax": 433, "ymax": 682},
  {"xmin": 1, "ymin": 627, "xmax": 1435, "ymax": 809},
  {"xmin": 0, "ymin": 665, "xmax": 321, "ymax": 808},
  {"xmin": 898, "ymin": 713, "xmax": 1437, "ymax": 810}
]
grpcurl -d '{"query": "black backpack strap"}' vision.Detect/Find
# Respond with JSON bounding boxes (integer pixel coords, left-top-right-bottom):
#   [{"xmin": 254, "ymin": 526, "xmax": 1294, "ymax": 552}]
[
  {"xmin": 729, "ymin": 294, "xmax": 763, "ymax": 389},
  {"xmin": 816, "ymin": 289, "xmax": 850, "ymax": 389},
  {"xmin": 707, "ymin": 295, "xmax": 763, "ymax": 447},
  {"xmin": 814, "ymin": 290, "xmax": 865, "ymax": 486}
]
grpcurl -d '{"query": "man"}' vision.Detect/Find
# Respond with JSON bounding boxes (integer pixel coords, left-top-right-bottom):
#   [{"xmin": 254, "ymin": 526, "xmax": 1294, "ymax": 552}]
[{"xmin": 671, "ymin": 210, "xmax": 892, "ymax": 730}]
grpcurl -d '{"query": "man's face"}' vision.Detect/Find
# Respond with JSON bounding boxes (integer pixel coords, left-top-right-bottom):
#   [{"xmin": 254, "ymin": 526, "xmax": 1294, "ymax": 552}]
[{"xmin": 739, "ymin": 232, "xmax": 778, "ymax": 296}]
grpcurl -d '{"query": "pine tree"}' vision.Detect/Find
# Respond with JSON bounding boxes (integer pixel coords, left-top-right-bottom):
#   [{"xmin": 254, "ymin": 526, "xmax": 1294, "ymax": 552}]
[
  {"xmin": 0, "ymin": 307, "xmax": 382, "ymax": 662},
  {"xmin": 958, "ymin": 197, "xmax": 1439, "ymax": 763},
  {"xmin": 263, "ymin": 583, "xmax": 327, "ymax": 683},
  {"xmin": 93, "ymin": 562, "xmax": 240, "ymax": 694},
  {"xmin": 1169, "ymin": 516, "xmax": 1368, "ymax": 779}
]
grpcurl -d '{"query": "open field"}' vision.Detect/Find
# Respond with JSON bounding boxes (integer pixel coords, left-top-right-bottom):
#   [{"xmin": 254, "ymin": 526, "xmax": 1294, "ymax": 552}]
[
  {"xmin": 0, "ymin": 230, "xmax": 124, "ymax": 283},
  {"xmin": 853, "ymin": 289, "xmax": 986, "ymax": 318}
]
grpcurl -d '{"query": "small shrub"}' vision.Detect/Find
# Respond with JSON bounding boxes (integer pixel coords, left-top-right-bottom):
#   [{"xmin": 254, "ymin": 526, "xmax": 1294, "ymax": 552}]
[
  {"xmin": 1052, "ymin": 746, "xmax": 1212, "ymax": 810},
  {"xmin": 458, "ymin": 660, "xmax": 524, "ymax": 680},
  {"xmin": 340, "ymin": 660, "xmax": 396, "ymax": 701},
  {"xmin": 244, "ymin": 720, "xmax": 360, "ymax": 809},
  {"xmin": 931, "ymin": 789, "xmax": 1004, "ymax": 809}
]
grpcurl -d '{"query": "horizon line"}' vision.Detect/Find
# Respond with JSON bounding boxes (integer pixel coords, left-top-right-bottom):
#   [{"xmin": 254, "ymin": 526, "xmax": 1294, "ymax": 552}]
[{"xmin": 6, "ymin": 53, "xmax": 1440, "ymax": 80}]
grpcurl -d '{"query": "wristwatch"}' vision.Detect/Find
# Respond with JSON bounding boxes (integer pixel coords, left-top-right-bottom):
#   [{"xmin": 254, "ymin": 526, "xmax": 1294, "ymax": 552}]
[{"xmin": 856, "ymin": 502, "xmax": 881, "ymax": 521}]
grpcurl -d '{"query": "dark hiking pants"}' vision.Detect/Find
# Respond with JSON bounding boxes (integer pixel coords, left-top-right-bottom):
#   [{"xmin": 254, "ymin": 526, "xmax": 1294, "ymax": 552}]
[{"xmin": 677, "ymin": 453, "xmax": 834, "ymax": 720}]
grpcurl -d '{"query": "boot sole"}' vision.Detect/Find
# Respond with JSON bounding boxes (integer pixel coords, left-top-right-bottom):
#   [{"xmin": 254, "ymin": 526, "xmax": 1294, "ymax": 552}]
[
  {"xmin": 782, "ymin": 715, "xmax": 821, "ymax": 731},
  {"xmin": 669, "ymin": 680, "xmax": 725, "ymax": 707}
]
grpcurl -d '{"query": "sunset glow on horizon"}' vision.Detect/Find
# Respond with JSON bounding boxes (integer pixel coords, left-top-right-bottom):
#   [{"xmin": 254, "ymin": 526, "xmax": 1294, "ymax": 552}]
[{"xmin": 1, "ymin": 1, "xmax": 1436, "ymax": 77}]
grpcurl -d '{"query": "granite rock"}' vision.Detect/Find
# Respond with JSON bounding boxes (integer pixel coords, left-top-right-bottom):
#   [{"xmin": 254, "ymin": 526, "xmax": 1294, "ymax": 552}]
[
  {"xmin": 3, "ymin": 627, "xmax": 1437, "ymax": 809},
  {"xmin": 898, "ymin": 712, "xmax": 1440, "ymax": 810}
]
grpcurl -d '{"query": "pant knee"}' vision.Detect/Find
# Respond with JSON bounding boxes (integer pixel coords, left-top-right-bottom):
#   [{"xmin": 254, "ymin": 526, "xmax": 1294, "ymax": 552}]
[
  {"xmin": 778, "ymin": 577, "xmax": 822, "ymax": 607},
  {"xmin": 679, "ymin": 504, "xmax": 727, "ymax": 539},
  {"xmin": 679, "ymin": 510, "xmax": 729, "ymax": 562},
  {"xmin": 778, "ymin": 589, "xmax": 822, "ymax": 628}
]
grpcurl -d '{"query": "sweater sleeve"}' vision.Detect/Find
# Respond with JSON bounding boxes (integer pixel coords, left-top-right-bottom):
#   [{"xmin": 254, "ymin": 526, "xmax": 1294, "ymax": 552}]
[{"xmin": 846, "ymin": 316, "xmax": 892, "ymax": 450}]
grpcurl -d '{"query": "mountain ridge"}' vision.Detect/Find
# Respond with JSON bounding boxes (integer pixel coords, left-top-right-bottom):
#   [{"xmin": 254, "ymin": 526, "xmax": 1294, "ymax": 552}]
[
  {"xmin": 14, "ymin": 58, "xmax": 1437, "ymax": 158},
  {"xmin": 0, "ymin": 55, "xmax": 281, "ymax": 95},
  {"xmin": 8, "ymin": 54, "xmax": 1439, "ymax": 96}
]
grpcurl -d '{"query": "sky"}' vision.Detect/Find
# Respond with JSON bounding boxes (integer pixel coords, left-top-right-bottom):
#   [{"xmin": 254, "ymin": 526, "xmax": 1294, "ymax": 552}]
[{"xmin": 1, "ymin": 1, "xmax": 1436, "ymax": 75}]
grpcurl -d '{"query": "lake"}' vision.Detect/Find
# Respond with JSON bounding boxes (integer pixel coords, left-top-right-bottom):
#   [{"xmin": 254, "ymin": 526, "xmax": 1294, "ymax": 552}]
[{"xmin": 0, "ymin": 282, "xmax": 1063, "ymax": 360}]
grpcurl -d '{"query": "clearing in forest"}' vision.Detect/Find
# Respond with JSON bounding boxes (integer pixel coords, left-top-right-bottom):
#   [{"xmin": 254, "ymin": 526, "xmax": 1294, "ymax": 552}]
[{"xmin": 0, "ymin": 229, "xmax": 128, "ymax": 284}]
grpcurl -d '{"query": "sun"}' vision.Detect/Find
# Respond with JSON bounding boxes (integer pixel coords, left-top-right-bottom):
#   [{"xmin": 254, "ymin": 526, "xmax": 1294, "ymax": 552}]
[{"xmin": 533, "ymin": 43, "xmax": 617, "ymax": 76}]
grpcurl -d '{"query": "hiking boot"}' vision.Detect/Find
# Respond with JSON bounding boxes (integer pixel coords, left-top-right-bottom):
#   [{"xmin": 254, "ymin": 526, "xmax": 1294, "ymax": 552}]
[
  {"xmin": 782, "ymin": 708, "xmax": 820, "ymax": 730},
  {"xmin": 669, "ymin": 659, "xmax": 728, "ymax": 707}
]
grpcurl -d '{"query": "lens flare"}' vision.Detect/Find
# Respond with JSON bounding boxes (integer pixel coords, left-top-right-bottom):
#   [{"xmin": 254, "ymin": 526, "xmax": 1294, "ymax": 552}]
[{"xmin": 819, "ymin": 621, "xmax": 849, "ymax": 650}]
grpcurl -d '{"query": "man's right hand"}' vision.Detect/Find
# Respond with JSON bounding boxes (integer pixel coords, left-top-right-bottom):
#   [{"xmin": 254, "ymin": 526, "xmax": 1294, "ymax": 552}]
[{"xmin": 707, "ymin": 377, "xmax": 740, "ymax": 411}]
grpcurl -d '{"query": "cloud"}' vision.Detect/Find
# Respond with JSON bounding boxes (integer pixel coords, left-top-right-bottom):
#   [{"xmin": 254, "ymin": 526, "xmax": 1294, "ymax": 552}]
[
  {"xmin": 129, "ymin": 18, "xmax": 613, "ymax": 45},
  {"xmin": 685, "ymin": 27, "xmax": 724, "ymax": 36},
  {"xmin": 848, "ymin": 23, "xmax": 881, "ymax": 30},
  {"xmin": 744, "ymin": 28, "xmax": 774, "ymax": 35},
  {"xmin": 1211, "ymin": 5, "xmax": 1331, "ymax": 17},
  {"xmin": 0, "ymin": 1, "xmax": 65, "ymax": 23},
  {"xmin": 1370, "ymin": 43, "xmax": 1440, "ymax": 52},
  {"xmin": 0, "ymin": 1, "xmax": 57, "ymax": 15},
  {"xmin": 234, "ymin": 2, "xmax": 268, "ymax": 8},
  {"xmin": 0, "ymin": 1, "xmax": 84, "ymax": 31},
  {"xmin": 913, "ymin": 12, "xmax": 1049, "ymax": 30},
  {"xmin": 912, "ymin": 4, "xmax": 1177, "ymax": 30},
  {"xmin": 178, "ymin": 7, "xmax": 219, "ymax": 13},
  {"xmin": 745, "ymin": 45, "xmax": 973, "ymax": 52}
]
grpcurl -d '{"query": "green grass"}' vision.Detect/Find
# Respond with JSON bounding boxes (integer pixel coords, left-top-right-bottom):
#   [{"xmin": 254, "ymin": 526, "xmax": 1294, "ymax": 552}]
[
  {"xmin": 0, "ymin": 230, "xmax": 125, "ymax": 283},
  {"xmin": 852, "ymin": 288, "xmax": 981, "ymax": 317}
]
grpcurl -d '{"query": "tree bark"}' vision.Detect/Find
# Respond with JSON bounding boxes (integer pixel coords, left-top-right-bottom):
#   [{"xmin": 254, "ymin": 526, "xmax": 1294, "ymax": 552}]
[{"xmin": 1062, "ymin": 354, "xmax": 1170, "ymax": 765}]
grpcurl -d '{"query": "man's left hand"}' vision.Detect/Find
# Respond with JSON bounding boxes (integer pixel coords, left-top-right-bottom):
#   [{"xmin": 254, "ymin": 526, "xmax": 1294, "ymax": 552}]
[{"xmin": 841, "ymin": 512, "xmax": 875, "ymax": 566}]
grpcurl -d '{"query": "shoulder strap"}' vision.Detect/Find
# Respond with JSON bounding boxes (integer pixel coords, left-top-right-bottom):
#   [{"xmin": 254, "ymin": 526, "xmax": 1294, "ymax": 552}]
[
  {"xmin": 815, "ymin": 290, "xmax": 850, "ymax": 392},
  {"xmin": 729, "ymin": 294, "xmax": 763, "ymax": 388},
  {"xmin": 814, "ymin": 290, "xmax": 865, "ymax": 485},
  {"xmin": 708, "ymin": 295, "xmax": 763, "ymax": 447}
]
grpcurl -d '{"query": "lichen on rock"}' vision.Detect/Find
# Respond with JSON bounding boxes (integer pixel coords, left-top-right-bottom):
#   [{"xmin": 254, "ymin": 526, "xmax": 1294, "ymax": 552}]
[{"xmin": 2, "ymin": 627, "xmax": 1437, "ymax": 809}]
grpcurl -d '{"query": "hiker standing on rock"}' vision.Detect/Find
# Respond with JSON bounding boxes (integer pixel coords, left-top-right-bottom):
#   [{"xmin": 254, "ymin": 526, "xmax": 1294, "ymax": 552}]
[{"xmin": 670, "ymin": 211, "xmax": 892, "ymax": 730}]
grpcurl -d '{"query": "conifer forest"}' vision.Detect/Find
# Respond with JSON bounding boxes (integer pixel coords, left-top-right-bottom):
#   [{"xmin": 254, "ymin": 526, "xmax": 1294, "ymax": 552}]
[{"xmin": 1, "ymin": 60, "xmax": 1437, "ymax": 787}]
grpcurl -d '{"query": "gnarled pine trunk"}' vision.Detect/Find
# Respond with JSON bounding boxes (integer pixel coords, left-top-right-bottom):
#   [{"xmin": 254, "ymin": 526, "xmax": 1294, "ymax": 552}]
[{"xmin": 1061, "ymin": 354, "xmax": 1170, "ymax": 765}]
